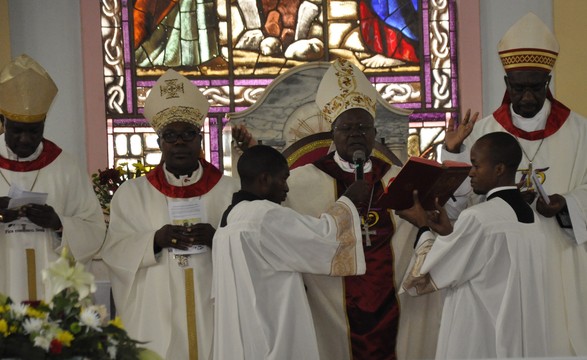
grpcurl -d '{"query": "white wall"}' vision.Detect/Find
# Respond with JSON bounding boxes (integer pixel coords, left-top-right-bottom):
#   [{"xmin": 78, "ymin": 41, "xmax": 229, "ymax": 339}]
[
  {"xmin": 480, "ymin": 0, "xmax": 553, "ymax": 116},
  {"xmin": 8, "ymin": 0, "xmax": 86, "ymax": 162}
]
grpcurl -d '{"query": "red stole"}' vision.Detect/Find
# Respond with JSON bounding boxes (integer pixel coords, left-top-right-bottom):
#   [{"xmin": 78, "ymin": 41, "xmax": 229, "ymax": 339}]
[
  {"xmin": 146, "ymin": 160, "xmax": 222, "ymax": 198},
  {"xmin": 313, "ymin": 154, "xmax": 399, "ymax": 360},
  {"xmin": 492, "ymin": 92, "xmax": 571, "ymax": 141},
  {"xmin": 0, "ymin": 139, "xmax": 62, "ymax": 172}
]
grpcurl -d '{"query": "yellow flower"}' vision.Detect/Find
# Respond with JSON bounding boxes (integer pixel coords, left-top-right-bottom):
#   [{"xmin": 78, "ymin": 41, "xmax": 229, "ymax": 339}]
[
  {"xmin": 0, "ymin": 319, "xmax": 8, "ymax": 336},
  {"xmin": 109, "ymin": 316, "xmax": 125, "ymax": 330},
  {"xmin": 26, "ymin": 307, "xmax": 47, "ymax": 319},
  {"xmin": 0, "ymin": 304, "xmax": 8, "ymax": 314},
  {"xmin": 56, "ymin": 330, "xmax": 74, "ymax": 347}
]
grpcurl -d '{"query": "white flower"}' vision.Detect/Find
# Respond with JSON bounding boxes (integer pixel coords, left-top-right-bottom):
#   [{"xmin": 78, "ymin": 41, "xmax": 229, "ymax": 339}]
[
  {"xmin": 80, "ymin": 307, "xmax": 102, "ymax": 331},
  {"xmin": 33, "ymin": 335, "xmax": 51, "ymax": 351},
  {"xmin": 10, "ymin": 303, "xmax": 29, "ymax": 319},
  {"xmin": 42, "ymin": 252, "xmax": 96, "ymax": 300},
  {"xmin": 107, "ymin": 344, "xmax": 118, "ymax": 359},
  {"xmin": 23, "ymin": 317, "xmax": 44, "ymax": 334},
  {"xmin": 88, "ymin": 304, "xmax": 109, "ymax": 326}
]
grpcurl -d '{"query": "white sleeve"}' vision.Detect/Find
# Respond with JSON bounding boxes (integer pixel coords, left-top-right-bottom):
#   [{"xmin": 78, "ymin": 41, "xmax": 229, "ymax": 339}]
[{"xmin": 259, "ymin": 197, "xmax": 366, "ymax": 276}]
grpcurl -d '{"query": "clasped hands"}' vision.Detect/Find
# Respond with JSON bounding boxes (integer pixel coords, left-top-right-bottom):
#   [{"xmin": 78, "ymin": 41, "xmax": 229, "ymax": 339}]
[
  {"xmin": 0, "ymin": 196, "xmax": 62, "ymax": 230},
  {"xmin": 154, "ymin": 223, "xmax": 215, "ymax": 250},
  {"xmin": 396, "ymin": 190, "xmax": 453, "ymax": 236}
]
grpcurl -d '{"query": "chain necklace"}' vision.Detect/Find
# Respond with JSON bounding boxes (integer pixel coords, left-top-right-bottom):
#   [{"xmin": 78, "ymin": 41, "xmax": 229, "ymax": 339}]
[
  {"xmin": 0, "ymin": 168, "xmax": 41, "ymax": 192},
  {"xmin": 362, "ymin": 186, "xmax": 375, "ymax": 247},
  {"xmin": 517, "ymin": 137, "xmax": 545, "ymax": 188}
]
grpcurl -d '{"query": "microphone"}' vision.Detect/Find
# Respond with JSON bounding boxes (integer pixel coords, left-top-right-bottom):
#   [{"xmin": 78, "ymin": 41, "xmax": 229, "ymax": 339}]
[{"xmin": 352, "ymin": 150, "xmax": 366, "ymax": 181}]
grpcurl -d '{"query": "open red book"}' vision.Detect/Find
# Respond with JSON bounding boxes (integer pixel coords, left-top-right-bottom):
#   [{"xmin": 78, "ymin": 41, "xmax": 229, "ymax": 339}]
[{"xmin": 385, "ymin": 156, "xmax": 471, "ymax": 210}]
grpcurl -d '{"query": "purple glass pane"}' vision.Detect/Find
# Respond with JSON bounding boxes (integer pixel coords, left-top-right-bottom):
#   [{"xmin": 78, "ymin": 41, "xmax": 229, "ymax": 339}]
[
  {"xmin": 126, "ymin": 69, "xmax": 133, "ymax": 113},
  {"xmin": 234, "ymin": 79, "xmax": 273, "ymax": 86},
  {"xmin": 372, "ymin": 76, "xmax": 420, "ymax": 83}
]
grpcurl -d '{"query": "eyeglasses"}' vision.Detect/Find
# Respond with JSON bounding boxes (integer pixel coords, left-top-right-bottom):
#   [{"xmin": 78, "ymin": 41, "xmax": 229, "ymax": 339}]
[
  {"xmin": 160, "ymin": 130, "xmax": 201, "ymax": 143},
  {"xmin": 333, "ymin": 123, "xmax": 375, "ymax": 135}
]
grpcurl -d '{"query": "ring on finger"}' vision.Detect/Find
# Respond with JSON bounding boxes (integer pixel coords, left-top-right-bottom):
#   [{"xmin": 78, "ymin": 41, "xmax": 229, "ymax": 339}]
[
  {"xmin": 171, "ymin": 238, "xmax": 178, "ymax": 244},
  {"xmin": 0, "ymin": 214, "xmax": 4, "ymax": 222}
]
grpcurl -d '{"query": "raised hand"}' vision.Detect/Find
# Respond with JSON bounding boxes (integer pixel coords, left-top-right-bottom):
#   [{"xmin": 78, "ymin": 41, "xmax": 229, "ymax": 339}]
[
  {"xmin": 232, "ymin": 123, "xmax": 258, "ymax": 151},
  {"xmin": 445, "ymin": 109, "xmax": 479, "ymax": 153}
]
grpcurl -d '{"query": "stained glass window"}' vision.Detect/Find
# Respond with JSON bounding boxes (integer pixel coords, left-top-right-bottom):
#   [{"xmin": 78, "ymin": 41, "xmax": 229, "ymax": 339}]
[{"xmin": 100, "ymin": 0, "xmax": 458, "ymax": 168}]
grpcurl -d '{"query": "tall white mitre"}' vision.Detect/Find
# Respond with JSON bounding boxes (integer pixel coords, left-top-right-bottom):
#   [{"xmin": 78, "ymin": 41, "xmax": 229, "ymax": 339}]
[
  {"xmin": 315, "ymin": 59, "xmax": 377, "ymax": 124},
  {"xmin": 498, "ymin": 12, "xmax": 559, "ymax": 73},
  {"xmin": 143, "ymin": 69, "xmax": 209, "ymax": 132}
]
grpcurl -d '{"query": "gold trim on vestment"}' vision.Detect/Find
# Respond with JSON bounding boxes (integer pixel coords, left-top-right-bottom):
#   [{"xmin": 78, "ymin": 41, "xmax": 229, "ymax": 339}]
[
  {"xmin": 26, "ymin": 248, "xmax": 37, "ymax": 301},
  {"xmin": 184, "ymin": 268, "xmax": 198, "ymax": 360},
  {"xmin": 327, "ymin": 201, "xmax": 358, "ymax": 276},
  {"xmin": 402, "ymin": 239, "xmax": 438, "ymax": 295}
]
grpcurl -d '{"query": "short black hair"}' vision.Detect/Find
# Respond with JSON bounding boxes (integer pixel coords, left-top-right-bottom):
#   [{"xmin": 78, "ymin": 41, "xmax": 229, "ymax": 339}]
[
  {"xmin": 476, "ymin": 132, "xmax": 522, "ymax": 171},
  {"xmin": 238, "ymin": 145, "xmax": 288, "ymax": 186}
]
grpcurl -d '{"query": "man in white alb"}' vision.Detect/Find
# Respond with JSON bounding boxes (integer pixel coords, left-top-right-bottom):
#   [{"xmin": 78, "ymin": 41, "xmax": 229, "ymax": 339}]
[
  {"xmin": 398, "ymin": 132, "xmax": 551, "ymax": 359},
  {"xmin": 443, "ymin": 13, "xmax": 587, "ymax": 356},
  {"xmin": 103, "ymin": 69, "xmax": 239, "ymax": 359},
  {"xmin": 0, "ymin": 54, "xmax": 106, "ymax": 303},
  {"xmin": 212, "ymin": 144, "xmax": 370, "ymax": 360}
]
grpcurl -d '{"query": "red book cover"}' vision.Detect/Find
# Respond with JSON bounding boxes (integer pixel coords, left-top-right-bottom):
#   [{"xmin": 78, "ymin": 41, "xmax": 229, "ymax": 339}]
[{"xmin": 385, "ymin": 156, "xmax": 471, "ymax": 210}]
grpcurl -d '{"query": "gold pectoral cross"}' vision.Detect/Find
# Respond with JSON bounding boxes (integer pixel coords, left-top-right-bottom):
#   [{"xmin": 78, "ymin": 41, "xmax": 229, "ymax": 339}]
[{"xmin": 526, "ymin": 162, "xmax": 533, "ymax": 189}]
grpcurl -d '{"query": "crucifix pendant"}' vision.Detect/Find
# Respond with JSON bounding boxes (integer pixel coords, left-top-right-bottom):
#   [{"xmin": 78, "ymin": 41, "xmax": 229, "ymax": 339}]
[
  {"xmin": 526, "ymin": 162, "xmax": 533, "ymax": 189},
  {"xmin": 362, "ymin": 221, "xmax": 376, "ymax": 247}
]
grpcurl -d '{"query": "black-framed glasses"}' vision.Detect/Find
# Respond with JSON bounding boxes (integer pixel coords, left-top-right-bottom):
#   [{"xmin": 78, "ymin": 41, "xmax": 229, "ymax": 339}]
[
  {"xmin": 333, "ymin": 123, "xmax": 375, "ymax": 135},
  {"xmin": 160, "ymin": 130, "xmax": 201, "ymax": 143}
]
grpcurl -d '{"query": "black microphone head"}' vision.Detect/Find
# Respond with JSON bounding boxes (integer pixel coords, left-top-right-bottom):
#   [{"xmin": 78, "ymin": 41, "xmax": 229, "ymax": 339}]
[{"xmin": 352, "ymin": 150, "xmax": 366, "ymax": 164}]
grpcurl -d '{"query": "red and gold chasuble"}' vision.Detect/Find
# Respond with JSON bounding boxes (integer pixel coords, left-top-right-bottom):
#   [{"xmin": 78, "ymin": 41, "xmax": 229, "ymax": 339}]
[{"xmin": 314, "ymin": 153, "xmax": 399, "ymax": 360}]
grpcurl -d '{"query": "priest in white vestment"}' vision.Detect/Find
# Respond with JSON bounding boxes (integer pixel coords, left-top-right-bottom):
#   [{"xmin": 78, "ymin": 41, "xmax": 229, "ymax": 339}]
[
  {"xmin": 0, "ymin": 54, "xmax": 106, "ymax": 304},
  {"xmin": 399, "ymin": 132, "xmax": 551, "ymax": 359},
  {"xmin": 285, "ymin": 59, "xmax": 443, "ymax": 360},
  {"xmin": 442, "ymin": 13, "xmax": 587, "ymax": 356},
  {"xmin": 102, "ymin": 69, "xmax": 239, "ymax": 360},
  {"xmin": 212, "ymin": 145, "xmax": 370, "ymax": 360}
]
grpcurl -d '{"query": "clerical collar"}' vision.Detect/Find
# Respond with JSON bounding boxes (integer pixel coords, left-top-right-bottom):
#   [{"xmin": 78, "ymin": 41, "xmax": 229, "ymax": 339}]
[
  {"xmin": 333, "ymin": 151, "xmax": 373, "ymax": 174},
  {"xmin": 510, "ymin": 99, "xmax": 550, "ymax": 133},
  {"xmin": 0, "ymin": 134, "xmax": 44, "ymax": 161},
  {"xmin": 163, "ymin": 161, "xmax": 203, "ymax": 187},
  {"xmin": 486, "ymin": 186, "xmax": 518, "ymax": 199}
]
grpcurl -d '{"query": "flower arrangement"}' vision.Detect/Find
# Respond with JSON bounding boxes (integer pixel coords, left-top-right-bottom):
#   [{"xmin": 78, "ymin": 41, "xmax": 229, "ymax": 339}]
[
  {"xmin": 0, "ymin": 248, "xmax": 161, "ymax": 360},
  {"xmin": 92, "ymin": 162, "xmax": 152, "ymax": 216}
]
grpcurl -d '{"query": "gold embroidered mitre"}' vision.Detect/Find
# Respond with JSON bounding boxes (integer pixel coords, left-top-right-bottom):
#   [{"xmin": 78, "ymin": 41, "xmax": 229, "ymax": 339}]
[
  {"xmin": 0, "ymin": 54, "xmax": 58, "ymax": 123},
  {"xmin": 316, "ymin": 59, "xmax": 377, "ymax": 124},
  {"xmin": 498, "ymin": 12, "xmax": 559, "ymax": 73},
  {"xmin": 144, "ymin": 69, "xmax": 209, "ymax": 132}
]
